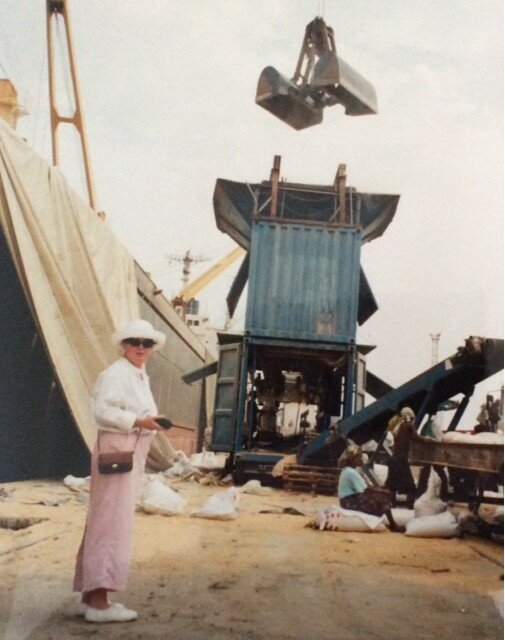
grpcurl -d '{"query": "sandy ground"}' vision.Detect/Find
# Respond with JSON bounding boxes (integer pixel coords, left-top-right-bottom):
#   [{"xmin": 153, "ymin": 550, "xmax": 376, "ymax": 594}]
[{"xmin": 0, "ymin": 478, "xmax": 502, "ymax": 640}]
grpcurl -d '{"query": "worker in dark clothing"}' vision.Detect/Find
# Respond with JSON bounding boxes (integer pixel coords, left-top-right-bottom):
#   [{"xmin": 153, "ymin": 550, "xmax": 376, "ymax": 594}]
[
  {"xmin": 416, "ymin": 416, "xmax": 449, "ymax": 500},
  {"xmin": 385, "ymin": 407, "xmax": 417, "ymax": 508}
]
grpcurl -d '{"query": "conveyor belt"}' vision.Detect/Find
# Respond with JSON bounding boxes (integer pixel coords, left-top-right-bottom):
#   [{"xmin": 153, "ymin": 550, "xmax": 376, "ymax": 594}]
[{"xmin": 299, "ymin": 337, "xmax": 503, "ymax": 463}]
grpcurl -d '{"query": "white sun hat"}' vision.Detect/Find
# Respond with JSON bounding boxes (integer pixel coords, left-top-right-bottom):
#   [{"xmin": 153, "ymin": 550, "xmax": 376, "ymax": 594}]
[{"xmin": 114, "ymin": 319, "xmax": 166, "ymax": 351}]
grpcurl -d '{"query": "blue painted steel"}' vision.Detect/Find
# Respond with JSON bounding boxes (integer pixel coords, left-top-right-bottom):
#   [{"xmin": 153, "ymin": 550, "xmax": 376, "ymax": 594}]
[
  {"xmin": 343, "ymin": 345, "xmax": 357, "ymax": 417},
  {"xmin": 245, "ymin": 221, "xmax": 362, "ymax": 343},
  {"xmin": 234, "ymin": 452, "xmax": 284, "ymax": 464},
  {"xmin": 233, "ymin": 342, "xmax": 249, "ymax": 454},
  {"xmin": 210, "ymin": 341, "xmax": 243, "ymax": 452}
]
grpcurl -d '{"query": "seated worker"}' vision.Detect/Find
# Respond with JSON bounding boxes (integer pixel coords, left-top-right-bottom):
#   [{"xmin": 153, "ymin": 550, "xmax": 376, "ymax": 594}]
[
  {"xmin": 338, "ymin": 444, "xmax": 403, "ymax": 532},
  {"xmin": 385, "ymin": 406, "xmax": 417, "ymax": 508}
]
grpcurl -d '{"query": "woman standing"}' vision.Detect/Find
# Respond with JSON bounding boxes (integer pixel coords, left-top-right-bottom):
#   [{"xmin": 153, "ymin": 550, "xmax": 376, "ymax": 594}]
[
  {"xmin": 338, "ymin": 445, "xmax": 403, "ymax": 532},
  {"xmin": 73, "ymin": 319, "xmax": 165, "ymax": 623}
]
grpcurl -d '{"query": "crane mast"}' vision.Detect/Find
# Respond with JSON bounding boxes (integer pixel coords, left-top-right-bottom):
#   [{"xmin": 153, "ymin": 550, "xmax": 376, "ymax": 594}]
[{"xmin": 46, "ymin": 0, "xmax": 97, "ymax": 210}]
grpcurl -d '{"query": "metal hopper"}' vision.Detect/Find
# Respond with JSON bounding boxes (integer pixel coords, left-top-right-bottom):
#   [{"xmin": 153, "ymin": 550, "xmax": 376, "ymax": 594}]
[{"xmin": 213, "ymin": 159, "xmax": 399, "ymax": 321}]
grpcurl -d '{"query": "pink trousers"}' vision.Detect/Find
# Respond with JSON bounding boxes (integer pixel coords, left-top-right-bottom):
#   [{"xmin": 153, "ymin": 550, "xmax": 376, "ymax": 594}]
[{"xmin": 73, "ymin": 430, "xmax": 153, "ymax": 593}]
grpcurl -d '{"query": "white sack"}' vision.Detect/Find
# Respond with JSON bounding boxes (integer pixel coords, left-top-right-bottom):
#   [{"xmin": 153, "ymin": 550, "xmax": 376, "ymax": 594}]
[
  {"xmin": 190, "ymin": 450, "xmax": 225, "ymax": 471},
  {"xmin": 373, "ymin": 464, "xmax": 389, "ymax": 486},
  {"xmin": 164, "ymin": 459, "xmax": 196, "ymax": 477},
  {"xmin": 405, "ymin": 510, "xmax": 459, "ymax": 538},
  {"xmin": 141, "ymin": 478, "xmax": 186, "ymax": 516},
  {"xmin": 191, "ymin": 487, "xmax": 240, "ymax": 521},
  {"xmin": 361, "ymin": 439, "xmax": 378, "ymax": 453},
  {"xmin": 414, "ymin": 470, "xmax": 447, "ymax": 518},
  {"xmin": 63, "ymin": 475, "xmax": 90, "ymax": 491},
  {"xmin": 315, "ymin": 505, "xmax": 386, "ymax": 532},
  {"xmin": 442, "ymin": 431, "xmax": 504, "ymax": 444},
  {"xmin": 241, "ymin": 480, "xmax": 273, "ymax": 495},
  {"xmin": 391, "ymin": 508, "xmax": 415, "ymax": 528},
  {"xmin": 493, "ymin": 506, "xmax": 504, "ymax": 520}
]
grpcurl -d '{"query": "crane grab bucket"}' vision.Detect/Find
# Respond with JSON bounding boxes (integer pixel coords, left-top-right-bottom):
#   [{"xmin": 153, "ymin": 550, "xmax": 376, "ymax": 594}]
[
  {"xmin": 256, "ymin": 67, "xmax": 323, "ymax": 130},
  {"xmin": 312, "ymin": 52, "xmax": 377, "ymax": 115},
  {"xmin": 255, "ymin": 17, "xmax": 377, "ymax": 129}
]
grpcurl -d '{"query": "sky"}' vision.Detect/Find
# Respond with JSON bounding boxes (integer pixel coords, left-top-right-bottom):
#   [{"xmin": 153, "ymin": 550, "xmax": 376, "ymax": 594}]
[{"xmin": 0, "ymin": 0, "xmax": 503, "ymax": 424}]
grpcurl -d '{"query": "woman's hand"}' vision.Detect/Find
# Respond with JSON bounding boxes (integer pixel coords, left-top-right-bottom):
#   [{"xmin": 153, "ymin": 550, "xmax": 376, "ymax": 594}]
[{"xmin": 134, "ymin": 416, "xmax": 164, "ymax": 432}]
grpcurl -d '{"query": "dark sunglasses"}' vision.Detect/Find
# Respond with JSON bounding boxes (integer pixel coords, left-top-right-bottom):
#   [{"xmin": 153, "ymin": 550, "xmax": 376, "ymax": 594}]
[{"xmin": 123, "ymin": 338, "xmax": 156, "ymax": 349}]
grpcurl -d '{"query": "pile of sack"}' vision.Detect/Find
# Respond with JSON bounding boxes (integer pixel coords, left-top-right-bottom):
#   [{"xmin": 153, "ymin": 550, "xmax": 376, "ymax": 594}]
[
  {"xmin": 313, "ymin": 469, "xmax": 460, "ymax": 538},
  {"xmin": 140, "ymin": 476, "xmax": 240, "ymax": 521}
]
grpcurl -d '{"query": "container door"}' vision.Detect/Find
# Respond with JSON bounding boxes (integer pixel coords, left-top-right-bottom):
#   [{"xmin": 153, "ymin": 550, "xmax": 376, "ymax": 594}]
[
  {"xmin": 355, "ymin": 354, "xmax": 366, "ymax": 412},
  {"xmin": 210, "ymin": 341, "xmax": 243, "ymax": 452}
]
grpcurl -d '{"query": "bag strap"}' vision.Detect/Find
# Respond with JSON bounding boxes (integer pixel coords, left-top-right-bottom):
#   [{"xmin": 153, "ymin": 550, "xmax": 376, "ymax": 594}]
[{"xmin": 97, "ymin": 426, "xmax": 143, "ymax": 453}]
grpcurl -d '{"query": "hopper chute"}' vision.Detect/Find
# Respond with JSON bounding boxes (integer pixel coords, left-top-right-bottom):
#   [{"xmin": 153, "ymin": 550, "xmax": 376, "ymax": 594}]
[
  {"xmin": 256, "ymin": 17, "xmax": 377, "ymax": 129},
  {"xmin": 214, "ymin": 164, "xmax": 399, "ymax": 322}
]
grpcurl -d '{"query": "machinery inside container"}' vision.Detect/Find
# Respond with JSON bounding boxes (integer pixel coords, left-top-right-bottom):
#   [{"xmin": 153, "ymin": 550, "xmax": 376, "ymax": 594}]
[{"xmin": 240, "ymin": 343, "xmax": 363, "ymax": 459}]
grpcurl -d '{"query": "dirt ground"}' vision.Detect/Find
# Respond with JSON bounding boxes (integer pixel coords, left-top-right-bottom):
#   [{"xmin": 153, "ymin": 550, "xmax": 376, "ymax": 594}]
[{"xmin": 0, "ymin": 478, "xmax": 502, "ymax": 640}]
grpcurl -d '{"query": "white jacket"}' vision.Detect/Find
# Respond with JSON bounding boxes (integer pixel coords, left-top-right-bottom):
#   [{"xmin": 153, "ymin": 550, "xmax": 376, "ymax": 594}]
[{"xmin": 92, "ymin": 357, "xmax": 158, "ymax": 433}]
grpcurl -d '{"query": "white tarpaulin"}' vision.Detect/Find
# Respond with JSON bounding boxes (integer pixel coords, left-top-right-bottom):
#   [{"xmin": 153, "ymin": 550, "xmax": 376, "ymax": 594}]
[{"xmin": 0, "ymin": 119, "xmax": 139, "ymax": 449}]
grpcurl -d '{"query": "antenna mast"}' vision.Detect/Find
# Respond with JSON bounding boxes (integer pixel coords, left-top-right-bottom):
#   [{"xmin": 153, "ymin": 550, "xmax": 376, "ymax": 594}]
[
  {"xmin": 430, "ymin": 332, "xmax": 441, "ymax": 365},
  {"xmin": 46, "ymin": 0, "xmax": 97, "ymax": 210},
  {"xmin": 167, "ymin": 250, "xmax": 209, "ymax": 289}
]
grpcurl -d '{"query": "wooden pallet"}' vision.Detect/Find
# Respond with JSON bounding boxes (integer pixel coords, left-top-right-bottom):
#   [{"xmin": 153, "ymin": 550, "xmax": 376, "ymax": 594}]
[{"xmin": 282, "ymin": 464, "xmax": 340, "ymax": 496}]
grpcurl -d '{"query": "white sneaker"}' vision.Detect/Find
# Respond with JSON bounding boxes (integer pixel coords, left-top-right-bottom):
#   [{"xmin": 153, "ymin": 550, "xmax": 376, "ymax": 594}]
[
  {"xmin": 85, "ymin": 602, "xmax": 138, "ymax": 623},
  {"xmin": 77, "ymin": 599, "xmax": 111, "ymax": 616}
]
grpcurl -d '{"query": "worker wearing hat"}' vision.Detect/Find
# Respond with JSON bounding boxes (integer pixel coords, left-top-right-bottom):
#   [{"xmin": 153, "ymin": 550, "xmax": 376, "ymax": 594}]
[
  {"xmin": 385, "ymin": 407, "xmax": 418, "ymax": 508},
  {"xmin": 337, "ymin": 444, "xmax": 403, "ymax": 532},
  {"xmin": 73, "ymin": 319, "xmax": 166, "ymax": 623}
]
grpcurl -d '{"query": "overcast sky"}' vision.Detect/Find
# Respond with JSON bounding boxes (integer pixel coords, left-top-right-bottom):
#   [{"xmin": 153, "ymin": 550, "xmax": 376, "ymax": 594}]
[{"xmin": 0, "ymin": 0, "xmax": 503, "ymax": 423}]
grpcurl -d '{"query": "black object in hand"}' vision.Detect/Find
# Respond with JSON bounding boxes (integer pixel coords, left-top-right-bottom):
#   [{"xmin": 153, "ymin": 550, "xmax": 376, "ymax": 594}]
[{"xmin": 155, "ymin": 418, "xmax": 173, "ymax": 430}]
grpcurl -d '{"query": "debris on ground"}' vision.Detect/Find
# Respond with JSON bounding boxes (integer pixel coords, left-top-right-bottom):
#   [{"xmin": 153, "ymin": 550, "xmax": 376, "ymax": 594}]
[
  {"xmin": 0, "ymin": 487, "xmax": 13, "ymax": 501},
  {"xmin": 198, "ymin": 471, "xmax": 229, "ymax": 486},
  {"xmin": 458, "ymin": 511, "xmax": 504, "ymax": 542},
  {"xmin": 22, "ymin": 497, "xmax": 71, "ymax": 507},
  {"xmin": 259, "ymin": 506, "xmax": 306, "ymax": 516}
]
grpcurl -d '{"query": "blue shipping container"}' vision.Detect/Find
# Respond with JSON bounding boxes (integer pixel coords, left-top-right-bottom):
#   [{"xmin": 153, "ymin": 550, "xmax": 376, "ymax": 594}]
[{"xmin": 245, "ymin": 221, "xmax": 362, "ymax": 343}]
